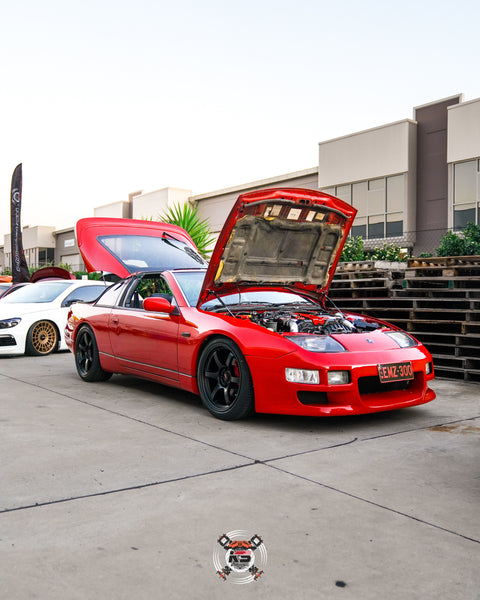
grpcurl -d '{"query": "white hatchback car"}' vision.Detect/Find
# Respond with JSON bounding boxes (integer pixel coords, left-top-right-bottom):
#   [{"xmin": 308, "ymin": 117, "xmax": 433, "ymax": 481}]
[{"xmin": 0, "ymin": 279, "xmax": 110, "ymax": 356}]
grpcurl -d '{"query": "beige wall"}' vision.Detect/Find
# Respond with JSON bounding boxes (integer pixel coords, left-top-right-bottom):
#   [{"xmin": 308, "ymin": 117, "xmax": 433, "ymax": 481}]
[
  {"xmin": 447, "ymin": 98, "xmax": 480, "ymax": 163},
  {"xmin": 446, "ymin": 98, "xmax": 480, "ymax": 229},
  {"xmin": 94, "ymin": 188, "xmax": 192, "ymax": 222},
  {"xmin": 132, "ymin": 188, "xmax": 191, "ymax": 220},
  {"xmin": 54, "ymin": 228, "xmax": 85, "ymax": 271},
  {"xmin": 94, "ymin": 201, "xmax": 130, "ymax": 218},
  {"xmin": 318, "ymin": 120, "xmax": 416, "ymax": 187},
  {"xmin": 4, "ymin": 226, "xmax": 56, "ymax": 270},
  {"xmin": 4, "ymin": 226, "xmax": 55, "ymax": 252}
]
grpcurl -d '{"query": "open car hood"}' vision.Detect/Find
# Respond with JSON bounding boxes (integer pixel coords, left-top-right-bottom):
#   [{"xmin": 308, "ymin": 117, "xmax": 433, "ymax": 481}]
[
  {"xmin": 76, "ymin": 217, "xmax": 207, "ymax": 278},
  {"xmin": 197, "ymin": 188, "xmax": 356, "ymax": 306}
]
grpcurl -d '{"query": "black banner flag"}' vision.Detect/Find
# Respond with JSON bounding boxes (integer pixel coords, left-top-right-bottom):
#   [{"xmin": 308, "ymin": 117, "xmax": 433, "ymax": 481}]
[{"xmin": 10, "ymin": 163, "xmax": 30, "ymax": 283}]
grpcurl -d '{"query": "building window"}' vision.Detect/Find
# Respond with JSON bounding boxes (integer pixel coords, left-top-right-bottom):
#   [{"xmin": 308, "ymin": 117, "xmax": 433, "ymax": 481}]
[
  {"xmin": 335, "ymin": 185, "xmax": 352, "ymax": 204},
  {"xmin": 351, "ymin": 218, "xmax": 366, "ymax": 238},
  {"xmin": 453, "ymin": 159, "xmax": 480, "ymax": 230},
  {"xmin": 38, "ymin": 248, "xmax": 54, "ymax": 266},
  {"xmin": 326, "ymin": 175, "xmax": 404, "ymax": 240}
]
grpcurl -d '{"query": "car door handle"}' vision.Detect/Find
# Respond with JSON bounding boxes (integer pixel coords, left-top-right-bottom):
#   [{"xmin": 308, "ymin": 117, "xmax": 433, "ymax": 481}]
[{"xmin": 111, "ymin": 317, "xmax": 119, "ymax": 324}]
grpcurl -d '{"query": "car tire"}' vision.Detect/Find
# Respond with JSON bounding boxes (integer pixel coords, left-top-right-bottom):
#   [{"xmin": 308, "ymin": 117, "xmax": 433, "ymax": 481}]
[
  {"xmin": 75, "ymin": 325, "xmax": 112, "ymax": 382},
  {"xmin": 25, "ymin": 320, "xmax": 59, "ymax": 356},
  {"xmin": 197, "ymin": 337, "xmax": 254, "ymax": 420}
]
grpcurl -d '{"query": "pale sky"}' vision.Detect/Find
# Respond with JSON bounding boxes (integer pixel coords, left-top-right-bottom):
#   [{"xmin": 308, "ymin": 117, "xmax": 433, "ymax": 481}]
[{"xmin": 1, "ymin": 0, "xmax": 480, "ymax": 241}]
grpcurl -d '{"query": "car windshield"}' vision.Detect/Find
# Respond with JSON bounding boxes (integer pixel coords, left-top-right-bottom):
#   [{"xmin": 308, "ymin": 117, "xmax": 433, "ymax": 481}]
[
  {"xmin": 201, "ymin": 290, "xmax": 317, "ymax": 311},
  {"xmin": 98, "ymin": 234, "xmax": 208, "ymax": 273},
  {"xmin": 0, "ymin": 281, "xmax": 74, "ymax": 303},
  {"xmin": 172, "ymin": 270, "xmax": 318, "ymax": 309}
]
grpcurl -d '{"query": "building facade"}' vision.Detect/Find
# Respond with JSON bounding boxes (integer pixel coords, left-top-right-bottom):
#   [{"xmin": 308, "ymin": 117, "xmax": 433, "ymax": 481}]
[
  {"xmin": 447, "ymin": 98, "xmax": 480, "ymax": 232},
  {"xmin": 2, "ymin": 93, "xmax": 480, "ymax": 270},
  {"xmin": 194, "ymin": 94, "xmax": 480, "ymax": 256},
  {"xmin": 3, "ymin": 225, "xmax": 56, "ymax": 272},
  {"xmin": 192, "ymin": 167, "xmax": 319, "ymax": 236}
]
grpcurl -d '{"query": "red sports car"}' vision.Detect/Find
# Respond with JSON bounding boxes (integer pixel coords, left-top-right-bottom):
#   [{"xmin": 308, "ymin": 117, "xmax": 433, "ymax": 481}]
[{"xmin": 65, "ymin": 188, "xmax": 435, "ymax": 420}]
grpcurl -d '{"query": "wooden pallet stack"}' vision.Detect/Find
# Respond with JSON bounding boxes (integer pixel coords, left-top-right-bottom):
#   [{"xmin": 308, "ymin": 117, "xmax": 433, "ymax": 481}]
[
  {"xmin": 329, "ymin": 260, "xmax": 406, "ymax": 299},
  {"xmin": 329, "ymin": 256, "xmax": 480, "ymax": 382}
]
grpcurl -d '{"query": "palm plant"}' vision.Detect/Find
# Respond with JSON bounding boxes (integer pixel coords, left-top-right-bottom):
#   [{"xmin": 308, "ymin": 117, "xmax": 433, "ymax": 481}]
[{"xmin": 158, "ymin": 202, "xmax": 216, "ymax": 259}]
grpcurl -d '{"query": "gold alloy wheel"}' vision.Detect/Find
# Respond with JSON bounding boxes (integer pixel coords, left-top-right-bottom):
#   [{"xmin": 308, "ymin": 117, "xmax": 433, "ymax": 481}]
[{"xmin": 29, "ymin": 321, "xmax": 58, "ymax": 355}]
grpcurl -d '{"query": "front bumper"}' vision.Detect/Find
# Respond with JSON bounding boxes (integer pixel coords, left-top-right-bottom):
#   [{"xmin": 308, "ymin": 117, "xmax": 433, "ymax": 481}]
[
  {"xmin": 0, "ymin": 333, "xmax": 22, "ymax": 355},
  {"xmin": 247, "ymin": 350, "xmax": 436, "ymax": 416}
]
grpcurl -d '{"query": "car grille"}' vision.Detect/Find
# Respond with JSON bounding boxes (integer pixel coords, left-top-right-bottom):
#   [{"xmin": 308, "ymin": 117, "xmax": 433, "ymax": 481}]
[{"xmin": 358, "ymin": 374, "xmax": 416, "ymax": 395}]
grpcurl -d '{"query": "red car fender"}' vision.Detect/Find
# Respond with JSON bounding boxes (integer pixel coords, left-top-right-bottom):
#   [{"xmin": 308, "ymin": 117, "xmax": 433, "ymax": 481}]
[
  {"xmin": 68, "ymin": 304, "xmax": 116, "ymax": 360},
  {"xmin": 176, "ymin": 307, "xmax": 296, "ymax": 394}
]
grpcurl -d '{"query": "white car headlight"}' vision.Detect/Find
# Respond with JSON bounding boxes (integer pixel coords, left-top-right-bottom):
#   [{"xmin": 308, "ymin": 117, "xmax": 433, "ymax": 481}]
[
  {"xmin": 285, "ymin": 368, "xmax": 320, "ymax": 384},
  {"xmin": 285, "ymin": 335, "xmax": 346, "ymax": 353},
  {"xmin": 385, "ymin": 331, "xmax": 417, "ymax": 348},
  {"xmin": 0, "ymin": 318, "xmax": 21, "ymax": 329}
]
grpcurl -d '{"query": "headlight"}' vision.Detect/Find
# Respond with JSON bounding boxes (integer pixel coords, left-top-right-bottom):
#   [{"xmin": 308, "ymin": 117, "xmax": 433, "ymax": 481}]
[
  {"xmin": 285, "ymin": 335, "xmax": 346, "ymax": 353},
  {"xmin": 285, "ymin": 368, "xmax": 319, "ymax": 384},
  {"xmin": 0, "ymin": 318, "xmax": 21, "ymax": 329},
  {"xmin": 385, "ymin": 331, "xmax": 417, "ymax": 348}
]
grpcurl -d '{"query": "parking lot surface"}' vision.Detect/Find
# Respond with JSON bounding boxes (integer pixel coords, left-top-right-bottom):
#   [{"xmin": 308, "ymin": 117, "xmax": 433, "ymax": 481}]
[{"xmin": 0, "ymin": 352, "xmax": 479, "ymax": 599}]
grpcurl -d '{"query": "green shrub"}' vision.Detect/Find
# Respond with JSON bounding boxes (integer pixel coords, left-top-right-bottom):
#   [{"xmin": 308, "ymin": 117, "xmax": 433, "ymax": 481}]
[
  {"xmin": 340, "ymin": 237, "xmax": 405, "ymax": 262},
  {"xmin": 57, "ymin": 261, "xmax": 72, "ymax": 272},
  {"xmin": 73, "ymin": 271, "xmax": 103, "ymax": 280},
  {"xmin": 341, "ymin": 236, "xmax": 366, "ymax": 261},
  {"xmin": 368, "ymin": 243, "xmax": 405, "ymax": 262},
  {"xmin": 463, "ymin": 222, "xmax": 480, "ymax": 255},
  {"xmin": 436, "ymin": 223, "xmax": 480, "ymax": 256}
]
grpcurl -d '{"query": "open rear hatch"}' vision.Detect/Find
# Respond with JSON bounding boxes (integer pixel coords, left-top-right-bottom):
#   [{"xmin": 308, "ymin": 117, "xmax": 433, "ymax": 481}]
[{"xmin": 76, "ymin": 217, "xmax": 207, "ymax": 278}]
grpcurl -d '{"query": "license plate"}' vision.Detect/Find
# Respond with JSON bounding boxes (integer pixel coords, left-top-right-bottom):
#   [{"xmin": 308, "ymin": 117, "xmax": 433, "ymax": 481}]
[{"xmin": 378, "ymin": 361, "xmax": 413, "ymax": 383}]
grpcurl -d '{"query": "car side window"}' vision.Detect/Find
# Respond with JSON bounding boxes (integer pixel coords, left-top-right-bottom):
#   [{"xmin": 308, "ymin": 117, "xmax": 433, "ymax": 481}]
[
  {"xmin": 123, "ymin": 275, "xmax": 175, "ymax": 309},
  {"xmin": 95, "ymin": 281, "xmax": 127, "ymax": 307},
  {"xmin": 62, "ymin": 285, "xmax": 111, "ymax": 307}
]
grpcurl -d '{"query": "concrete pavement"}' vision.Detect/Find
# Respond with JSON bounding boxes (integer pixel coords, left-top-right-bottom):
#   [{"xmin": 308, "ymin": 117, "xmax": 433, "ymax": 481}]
[{"xmin": 0, "ymin": 352, "xmax": 479, "ymax": 599}]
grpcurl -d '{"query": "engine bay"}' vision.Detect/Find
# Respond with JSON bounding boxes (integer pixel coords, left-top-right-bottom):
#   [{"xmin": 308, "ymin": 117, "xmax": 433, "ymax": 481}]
[{"xmin": 236, "ymin": 308, "xmax": 382, "ymax": 335}]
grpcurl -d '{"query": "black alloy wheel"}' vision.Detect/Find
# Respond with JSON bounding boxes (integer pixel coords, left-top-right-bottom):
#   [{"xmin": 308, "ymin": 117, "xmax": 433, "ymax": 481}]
[
  {"xmin": 197, "ymin": 337, "xmax": 254, "ymax": 420},
  {"xmin": 75, "ymin": 325, "xmax": 112, "ymax": 382}
]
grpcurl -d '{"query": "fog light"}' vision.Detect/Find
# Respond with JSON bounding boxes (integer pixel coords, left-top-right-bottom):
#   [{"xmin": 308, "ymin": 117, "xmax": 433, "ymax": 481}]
[
  {"xmin": 327, "ymin": 370, "xmax": 350, "ymax": 385},
  {"xmin": 426, "ymin": 362, "xmax": 433, "ymax": 375},
  {"xmin": 285, "ymin": 368, "xmax": 319, "ymax": 384}
]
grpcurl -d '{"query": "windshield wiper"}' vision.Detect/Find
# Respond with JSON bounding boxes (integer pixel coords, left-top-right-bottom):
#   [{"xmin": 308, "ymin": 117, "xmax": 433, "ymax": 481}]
[
  {"xmin": 161, "ymin": 232, "xmax": 206, "ymax": 265},
  {"xmin": 270, "ymin": 302, "xmax": 323, "ymax": 310},
  {"xmin": 182, "ymin": 246, "xmax": 206, "ymax": 265}
]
